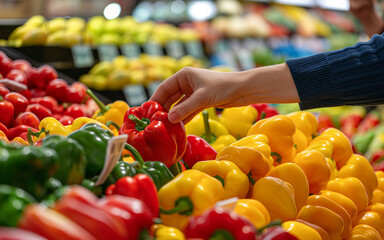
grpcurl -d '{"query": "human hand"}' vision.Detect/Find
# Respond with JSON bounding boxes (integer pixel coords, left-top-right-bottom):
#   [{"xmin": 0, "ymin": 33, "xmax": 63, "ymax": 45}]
[
  {"xmin": 149, "ymin": 67, "xmax": 249, "ymax": 124},
  {"xmin": 349, "ymin": 0, "xmax": 377, "ymax": 19}
]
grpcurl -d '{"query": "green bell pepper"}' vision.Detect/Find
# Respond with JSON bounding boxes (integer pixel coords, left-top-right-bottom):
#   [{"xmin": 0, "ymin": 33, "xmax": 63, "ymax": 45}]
[
  {"xmin": 41, "ymin": 135, "xmax": 86, "ymax": 185},
  {"xmin": 67, "ymin": 123, "xmax": 114, "ymax": 178},
  {"xmin": 0, "ymin": 184, "xmax": 36, "ymax": 227},
  {"xmin": 0, "ymin": 141, "xmax": 58, "ymax": 200}
]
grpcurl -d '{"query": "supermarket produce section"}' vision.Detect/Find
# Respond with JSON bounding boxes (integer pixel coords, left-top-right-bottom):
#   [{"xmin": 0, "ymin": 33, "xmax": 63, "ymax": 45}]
[{"xmin": 1, "ymin": 1, "xmax": 384, "ymax": 239}]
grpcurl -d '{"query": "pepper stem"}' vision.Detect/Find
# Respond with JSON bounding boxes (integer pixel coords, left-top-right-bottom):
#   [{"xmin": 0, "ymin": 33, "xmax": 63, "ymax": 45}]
[
  {"xmin": 106, "ymin": 121, "xmax": 120, "ymax": 131},
  {"xmin": 86, "ymin": 89, "xmax": 109, "ymax": 114},
  {"xmin": 27, "ymin": 127, "xmax": 48, "ymax": 145},
  {"xmin": 124, "ymin": 143, "xmax": 145, "ymax": 166},
  {"xmin": 257, "ymin": 220, "xmax": 282, "ymax": 234},
  {"xmin": 248, "ymin": 172, "xmax": 256, "ymax": 185},
  {"xmin": 169, "ymin": 162, "xmax": 181, "ymax": 176},
  {"xmin": 159, "ymin": 196, "xmax": 193, "ymax": 215},
  {"xmin": 128, "ymin": 114, "xmax": 149, "ymax": 131},
  {"xmin": 202, "ymin": 110, "xmax": 212, "ymax": 143},
  {"xmin": 271, "ymin": 152, "xmax": 282, "ymax": 164},
  {"xmin": 210, "ymin": 230, "xmax": 235, "ymax": 240}
]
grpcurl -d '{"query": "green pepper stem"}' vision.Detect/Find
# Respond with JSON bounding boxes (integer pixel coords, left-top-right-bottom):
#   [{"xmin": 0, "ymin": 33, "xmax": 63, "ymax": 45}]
[
  {"xmin": 106, "ymin": 121, "xmax": 120, "ymax": 131},
  {"xmin": 86, "ymin": 89, "xmax": 109, "ymax": 114},
  {"xmin": 248, "ymin": 173, "xmax": 256, "ymax": 185},
  {"xmin": 159, "ymin": 196, "xmax": 193, "ymax": 215},
  {"xmin": 260, "ymin": 111, "xmax": 266, "ymax": 120},
  {"xmin": 257, "ymin": 220, "xmax": 282, "ymax": 234},
  {"xmin": 169, "ymin": 162, "xmax": 181, "ymax": 176},
  {"xmin": 210, "ymin": 230, "xmax": 235, "ymax": 240},
  {"xmin": 271, "ymin": 152, "xmax": 282, "ymax": 164},
  {"xmin": 202, "ymin": 110, "xmax": 212, "ymax": 143},
  {"xmin": 124, "ymin": 143, "xmax": 145, "ymax": 166},
  {"xmin": 129, "ymin": 114, "xmax": 148, "ymax": 131},
  {"xmin": 27, "ymin": 127, "xmax": 48, "ymax": 145}
]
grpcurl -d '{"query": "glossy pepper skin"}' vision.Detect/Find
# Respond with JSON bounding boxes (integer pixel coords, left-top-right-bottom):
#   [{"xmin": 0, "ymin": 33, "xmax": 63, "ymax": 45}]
[
  {"xmin": 151, "ymin": 224, "xmax": 185, "ymax": 240},
  {"xmin": 106, "ymin": 174, "xmax": 159, "ymax": 217},
  {"xmin": 158, "ymin": 169, "xmax": 224, "ymax": 230},
  {"xmin": 247, "ymin": 115, "xmax": 297, "ymax": 165},
  {"xmin": 219, "ymin": 106, "xmax": 258, "ymax": 139},
  {"xmin": 348, "ymin": 224, "xmax": 382, "ymax": 240},
  {"xmin": 234, "ymin": 199, "xmax": 271, "ymax": 229},
  {"xmin": 287, "ymin": 111, "xmax": 318, "ymax": 143},
  {"xmin": 0, "ymin": 184, "xmax": 36, "ymax": 227},
  {"xmin": 282, "ymin": 221, "xmax": 322, "ymax": 240},
  {"xmin": 184, "ymin": 207, "xmax": 257, "ymax": 240},
  {"xmin": 0, "ymin": 140, "xmax": 58, "ymax": 200},
  {"xmin": 192, "ymin": 160, "xmax": 249, "ymax": 199},
  {"xmin": 41, "ymin": 135, "xmax": 86, "ymax": 185},
  {"xmin": 352, "ymin": 211, "xmax": 384, "ymax": 238},
  {"xmin": 182, "ymin": 135, "xmax": 217, "ymax": 169},
  {"xmin": 320, "ymin": 190, "xmax": 358, "ymax": 223},
  {"xmin": 67, "ymin": 123, "xmax": 114, "ymax": 178},
  {"xmin": 306, "ymin": 140, "xmax": 339, "ymax": 180},
  {"xmin": 120, "ymin": 101, "xmax": 187, "ymax": 167},
  {"xmin": 87, "ymin": 89, "xmax": 129, "ymax": 128}
]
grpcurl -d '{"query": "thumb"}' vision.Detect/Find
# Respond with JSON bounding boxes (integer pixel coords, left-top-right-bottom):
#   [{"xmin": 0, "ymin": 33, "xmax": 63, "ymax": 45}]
[{"xmin": 168, "ymin": 93, "xmax": 203, "ymax": 124}]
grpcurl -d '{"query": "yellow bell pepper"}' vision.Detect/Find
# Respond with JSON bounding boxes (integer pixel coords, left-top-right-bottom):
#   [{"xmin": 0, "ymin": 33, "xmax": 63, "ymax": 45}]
[
  {"xmin": 367, "ymin": 203, "xmax": 384, "ymax": 225},
  {"xmin": 307, "ymin": 195, "xmax": 352, "ymax": 238},
  {"xmin": 282, "ymin": 220, "xmax": 322, "ymax": 240},
  {"xmin": 292, "ymin": 150, "xmax": 331, "ymax": 195},
  {"xmin": 251, "ymin": 176, "xmax": 297, "ymax": 222},
  {"xmin": 216, "ymin": 145, "xmax": 272, "ymax": 184},
  {"xmin": 37, "ymin": 117, "xmax": 114, "ymax": 140},
  {"xmin": 347, "ymin": 224, "xmax": 382, "ymax": 240},
  {"xmin": 11, "ymin": 137, "xmax": 28, "ymax": 145},
  {"xmin": 320, "ymin": 190, "xmax": 358, "ymax": 222},
  {"xmin": 311, "ymin": 128, "xmax": 353, "ymax": 170},
  {"xmin": 0, "ymin": 130, "xmax": 8, "ymax": 143},
  {"xmin": 192, "ymin": 160, "xmax": 249, "ymax": 199},
  {"xmin": 292, "ymin": 128, "xmax": 308, "ymax": 153},
  {"xmin": 266, "ymin": 163, "xmax": 309, "ymax": 211},
  {"xmin": 87, "ymin": 89, "xmax": 129, "ymax": 128},
  {"xmin": 338, "ymin": 154, "xmax": 378, "ymax": 202},
  {"xmin": 287, "ymin": 111, "xmax": 319, "ymax": 143},
  {"xmin": 158, "ymin": 170, "xmax": 224, "ymax": 230},
  {"xmin": 185, "ymin": 110, "xmax": 234, "ymax": 152},
  {"xmin": 376, "ymin": 171, "xmax": 384, "ymax": 192},
  {"xmin": 297, "ymin": 205, "xmax": 344, "ymax": 240},
  {"xmin": 307, "ymin": 140, "xmax": 338, "ymax": 180},
  {"xmin": 294, "ymin": 219, "xmax": 330, "ymax": 240},
  {"xmin": 234, "ymin": 199, "xmax": 270, "ymax": 229},
  {"xmin": 371, "ymin": 189, "xmax": 384, "ymax": 204},
  {"xmin": 229, "ymin": 134, "xmax": 273, "ymax": 164},
  {"xmin": 352, "ymin": 211, "xmax": 384, "ymax": 238},
  {"xmin": 326, "ymin": 177, "xmax": 369, "ymax": 212},
  {"xmin": 150, "ymin": 224, "xmax": 186, "ymax": 240},
  {"xmin": 219, "ymin": 106, "xmax": 258, "ymax": 139},
  {"xmin": 247, "ymin": 115, "xmax": 296, "ymax": 165}
]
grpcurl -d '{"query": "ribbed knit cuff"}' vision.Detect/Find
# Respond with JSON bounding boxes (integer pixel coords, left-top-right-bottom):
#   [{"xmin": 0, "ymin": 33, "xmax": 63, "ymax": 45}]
[{"xmin": 286, "ymin": 53, "xmax": 340, "ymax": 110}]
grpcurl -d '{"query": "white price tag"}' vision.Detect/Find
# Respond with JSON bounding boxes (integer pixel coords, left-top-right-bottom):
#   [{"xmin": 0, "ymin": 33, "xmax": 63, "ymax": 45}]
[
  {"xmin": 185, "ymin": 41, "xmax": 205, "ymax": 59},
  {"xmin": 215, "ymin": 197, "xmax": 239, "ymax": 211},
  {"xmin": 123, "ymin": 84, "xmax": 148, "ymax": 107},
  {"xmin": 144, "ymin": 42, "xmax": 163, "ymax": 56},
  {"xmin": 97, "ymin": 44, "xmax": 119, "ymax": 62},
  {"xmin": 0, "ymin": 79, "xmax": 27, "ymax": 91},
  {"xmin": 147, "ymin": 81, "xmax": 162, "ymax": 97},
  {"xmin": 166, "ymin": 40, "xmax": 184, "ymax": 59},
  {"xmin": 121, "ymin": 43, "xmax": 141, "ymax": 59},
  {"xmin": 95, "ymin": 134, "xmax": 128, "ymax": 186},
  {"xmin": 71, "ymin": 44, "xmax": 94, "ymax": 68}
]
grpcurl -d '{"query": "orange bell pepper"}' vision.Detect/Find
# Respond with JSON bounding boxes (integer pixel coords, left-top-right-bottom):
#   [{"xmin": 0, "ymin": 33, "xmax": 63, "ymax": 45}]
[
  {"xmin": 371, "ymin": 189, "xmax": 384, "ymax": 204},
  {"xmin": 287, "ymin": 111, "xmax": 319, "ymax": 143},
  {"xmin": 0, "ymin": 130, "xmax": 8, "ymax": 143},
  {"xmin": 247, "ymin": 115, "xmax": 296, "ymax": 165},
  {"xmin": 311, "ymin": 128, "xmax": 353, "ymax": 170},
  {"xmin": 297, "ymin": 205, "xmax": 344, "ymax": 240},
  {"xmin": 307, "ymin": 195, "xmax": 352, "ymax": 238},
  {"xmin": 338, "ymin": 154, "xmax": 378, "ymax": 202},
  {"xmin": 376, "ymin": 171, "xmax": 384, "ymax": 192},
  {"xmin": 352, "ymin": 211, "xmax": 384, "ymax": 238},
  {"xmin": 234, "ymin": 199, "xmax": 271, "ymax": 229},
  {"xmin": 367, "ymin": 203, "xmax": 384, "ymax": 223},
  {"xmin": 320, "ymin": 190, "xmax": 358, "ymax": 222},
  {"xmin": 347, "ymin": 224, "xmax": 382, "ymax": 240},
  {"xmin": 292, "ymin": 150, "xmax": 331, "ymax": 195},
  {"xmin": 326, "ymin": 177, "xmax": 369, "ymax": 212},
  {"xmin": 11, "ymin": 137, "xmax": 28, "ymax": 145},
  {"xmin": 266, "ymin": 163, "xmax": 309, "ymax": 211},
  {"xmin": 251, "ymin": 176, "xmax": 297, "ymax": 222}
]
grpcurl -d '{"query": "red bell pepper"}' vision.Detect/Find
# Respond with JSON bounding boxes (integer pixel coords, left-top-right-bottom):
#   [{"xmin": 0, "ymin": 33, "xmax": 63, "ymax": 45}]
[
  {"xmin": 64, "ymin": 82, "xmax": 87, "ymax": 104},
  {"xmin": 64, "ymin": 104, "xmax": 86, "ymax": 119},
  {"xmin": 357, "ymin": 110, "xmax": 380, "ymax": 134},
  {"xmin": 340, "ymin": 113, "xmax": 363, "ymax": 139},
  {"xmin": 0, "ymin": 122, "xmax": 8, "ymax": 137},
  {"xmin": 18, "ymin": 89, "xmax": 32, "ymax": 100},
  {"xmin": 0, "ymin": 96, "xmax": 14, "ymax": 128},
  {"xmin": 105, "ymin": 174, "xmax": 159, "ymax": 217},
  {"xmin": 0, "ymin": 227, "xmax": 47, "ymax": 240},
  {"xmin": 0, "ymin": 55, "xmax": 13, "ymax": 76},
  {"xmin": 26, "ymin": 65, "xmax": 57, "ymax": 90},
  {"xmin": 7, "ymin": 125, "xmax": 38, "ymax": 141},
  {"xmin": 6, "ymin": 69, "xmax": 28, "ymax": 86},
  {"xmin": 59, "ymin": 115, "xmax": 74, "ymax": 126},
  {"xmin": 251, "ymin": 103, "xmax": 279, "ymax": 121},
  {"xmin": 4, "ymin": 92, "xmax": 28, "ymax": 117},
  {"xmin": 26, "ymin": 104, "xmax": 52, "ymax": 121},
  {"xmin": 12, "ymin": 59, "xmax": 32, "ymax": 73},
  {"xmin": 46, "ymin": 79, "xmax": 68, "ymax": 102},
  {"xmin": 29, "ymin": 96, "xmax": 59, "ymax": 112},
  {"xmin": 97, "ymin": 195, "xmax": 154, "ymax": 240},
  {"xmin": 182, "ymin": 135, "xmax": 217, "ymax": 169},
  {"xmin": 13, "ymin": 112, "xmax": 40, "ymax": 129},
  {"xmin": 0, "ymin": 86, "xmax": 10, "ymax": 97},
  {"xmin": 317, "ymin": 113, "xmax": 336, "ymax": 133},
  {"xmin": 30, "ymin": 89, "xmax": 46, "ymax": 98},
  {"xmin": 259, "ymin": 225, "xmax": 298, "ymax": 240},
  {"xmin": 184, "ymin": 207, "xmax": 257, "ymax": 240},
  {"xmin": 119, "ymin": 101, "xmax": 187, "ymax": 167}
]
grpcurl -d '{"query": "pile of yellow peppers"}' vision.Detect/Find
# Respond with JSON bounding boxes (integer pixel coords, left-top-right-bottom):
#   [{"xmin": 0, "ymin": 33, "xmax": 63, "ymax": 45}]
[{"xmin": 159, "ymin": 109, "xmax": 384, "ymax": 240}]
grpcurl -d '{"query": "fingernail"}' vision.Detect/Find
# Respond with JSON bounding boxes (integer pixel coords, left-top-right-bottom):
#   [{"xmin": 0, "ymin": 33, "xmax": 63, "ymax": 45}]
[{"xmin": 168, "ymin": 112, "xmax": 179, "ymax": 123}]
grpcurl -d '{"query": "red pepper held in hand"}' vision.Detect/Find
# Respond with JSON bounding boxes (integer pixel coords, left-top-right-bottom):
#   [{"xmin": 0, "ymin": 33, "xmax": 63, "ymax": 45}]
[
  {"xmin": 106, "ymin": 174, "xmax": 159, "ymax": 217},
  {"xmin": 119, "ymin": 101, "xmax": 187, "ymax": 167},
  {"xmin": 182, "ymin": 135, "xmax": 217, "ymax": 169}
]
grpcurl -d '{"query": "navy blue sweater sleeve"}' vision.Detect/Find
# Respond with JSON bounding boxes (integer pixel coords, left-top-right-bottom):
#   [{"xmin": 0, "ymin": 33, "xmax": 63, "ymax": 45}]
[{"xmin": 286, "ymin": 34, "xmax": 384, "ymax": 110}]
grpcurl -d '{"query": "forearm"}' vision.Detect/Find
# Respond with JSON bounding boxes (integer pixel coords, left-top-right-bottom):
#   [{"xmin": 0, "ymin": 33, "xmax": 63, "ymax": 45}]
[
  {"xmin": 237, "ymin": 63, "xmax": 300, "ymax": 104},
  {"xmin": 359, "ymin": 12, "xmax": 384, "ymax": 36}
]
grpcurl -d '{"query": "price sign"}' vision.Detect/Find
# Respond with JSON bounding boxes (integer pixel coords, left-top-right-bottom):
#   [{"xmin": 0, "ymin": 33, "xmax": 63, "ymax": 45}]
[
  {"xmin": 71, "ymin": 44, "xmax": 94, "ymax": 68},
  {"xmin": 121, "ymin": 43, "xmax": 141, "ymax": 59},
  {"xmin": 97, "ymin": 44, "xmax": 119, "ymax": 62},
  {"xmin": 185, "ymin": 41, "xmax": 205, "ymax": 59},
  {"xmin": 123, "ymin": 84, "xmax": 148, "ymax": 107},
  {"xmin": 144, "ymin": 42, "xmax": 163, "ymax": 56},
  {"xmin": 95, "ymin": 134, "xmax": 128, "ymax": 186},
  {"xmin": 147, "ymin": 81, "xmax": 162, "ymax": 97},
  {"xmin": 166, "ymin": 40, "xmax": 184, "ymax": 59}
]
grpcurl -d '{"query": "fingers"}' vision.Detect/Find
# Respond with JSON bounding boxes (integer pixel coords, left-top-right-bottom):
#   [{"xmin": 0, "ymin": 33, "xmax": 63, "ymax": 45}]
[
  {"xmin": 168, "ymin": 90, "xmax": 206, "ymax": 123},
  {"xmin": 163, "ymin": 91, "xmax": 184, "ymax": 110}
]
